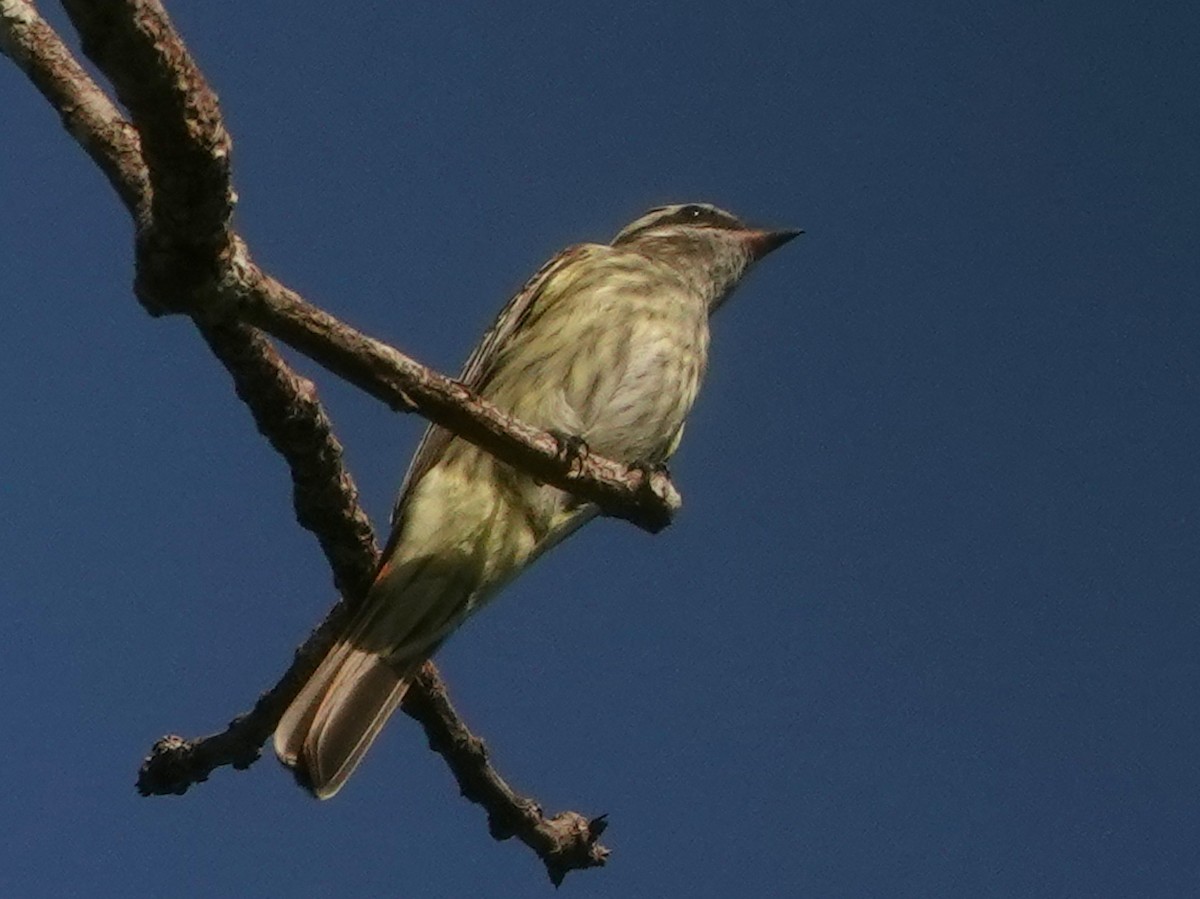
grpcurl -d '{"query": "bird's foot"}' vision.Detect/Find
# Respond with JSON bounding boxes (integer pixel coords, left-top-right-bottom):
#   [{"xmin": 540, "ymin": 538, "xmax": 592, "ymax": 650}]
[
  {"xmin": 627, "ymin": 458, "xmax": 676, "ymax": 510},
  {"xmin": 548, "ymin": 429, "xmax": 590, "ymax": 474},
  {"xmin": 628, "ymin": 458, "xmax": 671, "ymax": 483}
]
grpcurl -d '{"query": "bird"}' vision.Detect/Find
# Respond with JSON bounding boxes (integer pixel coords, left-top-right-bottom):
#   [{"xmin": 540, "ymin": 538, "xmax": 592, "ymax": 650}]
[{"xmin": 274, "ymin": 202, "xmax": 800, "ymax": 798}]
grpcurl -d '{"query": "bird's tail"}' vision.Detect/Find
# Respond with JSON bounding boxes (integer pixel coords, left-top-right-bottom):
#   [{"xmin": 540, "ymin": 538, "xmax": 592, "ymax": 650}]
[
  {"xmin": 274, "ymin": 556, "xmax": 473, "ymax": 799},
  {"xmin": 273, "ymin": 637, "xmax": 419, "ymax": 799},
  {"xmin": 273, "ymin": 469, "xmax": 593, "ymax": 799}
]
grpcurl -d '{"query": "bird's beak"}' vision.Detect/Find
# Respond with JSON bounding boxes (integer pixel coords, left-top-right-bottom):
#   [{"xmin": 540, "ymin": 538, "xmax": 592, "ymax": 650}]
[{"xmin": 744, "ymin": 228, "xmax": 803, "ymax": 261}]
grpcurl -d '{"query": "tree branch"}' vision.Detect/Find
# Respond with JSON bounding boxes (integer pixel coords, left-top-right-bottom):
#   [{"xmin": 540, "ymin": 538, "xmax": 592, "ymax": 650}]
[
  {"xmin": 57, "ymin": 0, "xmax": 681, "ymax": 534},
  {"xmin": 3, "ymin": 0, "xmax": 612, "ymax": 881},
  {"xmin": 0, "ymin": 0, "xmax": 148, "ymax": 216},
  {"xmin": 232, "ymin": 258, "xmax": 682, "ymax": 532},
  {"xmin": 195, "ymin": 320, "xmax": 380, "ymax": 602},
  {"xmin": 402, "ymin": 665, "xmax": 611, "ymax": 885}
]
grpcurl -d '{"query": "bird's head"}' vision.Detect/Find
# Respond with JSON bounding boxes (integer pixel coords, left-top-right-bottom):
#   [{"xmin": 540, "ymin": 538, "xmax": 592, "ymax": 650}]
[{"xmin": 611, "ymin": 203, "xmax": 801, "ymax": 310}]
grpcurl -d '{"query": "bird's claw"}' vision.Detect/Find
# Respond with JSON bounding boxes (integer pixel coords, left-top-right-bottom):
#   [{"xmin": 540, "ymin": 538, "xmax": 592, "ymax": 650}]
[
  {"xmin": 629, "ymin": 458, "xmax": 671, "ymax": 481},
  {"xmin": 627, "ymin": 458, "xmax": 673, "ymax": 502},
  {"xmin": 548, "ymin": 429, "xmax": 590, "ymax": 473}
]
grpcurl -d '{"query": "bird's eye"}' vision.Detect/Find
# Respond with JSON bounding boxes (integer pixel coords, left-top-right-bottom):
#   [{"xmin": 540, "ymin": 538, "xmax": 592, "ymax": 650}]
[{"xmin": 683, "ymin": 205, "xmax": 704, "ymax": 218}]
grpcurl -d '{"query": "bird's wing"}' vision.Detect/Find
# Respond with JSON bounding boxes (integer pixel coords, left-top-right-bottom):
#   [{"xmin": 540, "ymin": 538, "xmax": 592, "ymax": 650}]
[{"xmin": 387, "ymin": 243, "xmax": 600, "ymax": 529}]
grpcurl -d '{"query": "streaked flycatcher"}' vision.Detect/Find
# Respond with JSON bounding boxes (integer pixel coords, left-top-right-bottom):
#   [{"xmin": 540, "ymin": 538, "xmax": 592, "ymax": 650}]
[{"xmin": 275, "ymin": 203, "xmax": 800, "ymax": 797}]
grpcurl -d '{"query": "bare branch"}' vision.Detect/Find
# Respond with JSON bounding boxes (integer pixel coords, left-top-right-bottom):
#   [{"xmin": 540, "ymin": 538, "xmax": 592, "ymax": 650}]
[
  {"xmin": 0, "ymin": 0, "xmax": 148, "ymax": 216},
  {"xmin": 60, "ymin": 0, "xmax": 234, "ymax": 248},
  {"xmin": 196, "ymin": 320, "xmax": 380, "ymax": 601},
  {"xmin": 4, "ymin": 0, "xmax": 613, "ymax": 880},
  {"xmin": 402, "ymin": 665, "xmax": 611, "ymax": 885},
  {"xmin": 233, "ymin": 259, "xmax": 683, "ymax": 532},
  {"xmin": 52, "ymin": 0, "xmax": 680, "ymax": 532},
  {"xmin": 136, "ymin": 596, "xmax": 353, "ymax": 792},
  {"xmin": 136, "ymin": 318, "xmax": 614, "ymax": 878}
]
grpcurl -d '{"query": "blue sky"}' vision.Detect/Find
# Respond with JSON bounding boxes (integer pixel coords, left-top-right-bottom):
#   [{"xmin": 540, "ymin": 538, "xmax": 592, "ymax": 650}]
[{"xmin": 2, "ymin": 1, "xmax": 1199, "ymax": 896}]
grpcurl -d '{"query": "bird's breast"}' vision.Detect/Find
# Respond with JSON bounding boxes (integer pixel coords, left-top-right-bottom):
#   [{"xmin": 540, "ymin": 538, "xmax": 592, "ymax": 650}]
[
  {"xmin": 482, "ymin": 264, "xmax": 710, "ymax": 465},
  {"xmin": 562, "ymin": 282, "xmax": 709, "ymax": 463}
]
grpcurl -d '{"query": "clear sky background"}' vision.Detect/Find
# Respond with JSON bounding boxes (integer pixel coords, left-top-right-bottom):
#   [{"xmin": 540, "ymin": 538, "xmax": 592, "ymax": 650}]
[{"xmin": 3, "ymin": 2, "xmax": 1199, "ymax": 897}]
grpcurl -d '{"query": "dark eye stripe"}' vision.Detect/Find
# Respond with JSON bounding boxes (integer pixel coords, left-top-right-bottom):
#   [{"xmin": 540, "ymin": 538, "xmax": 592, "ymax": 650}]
[
  {"xmin": 651, "ymin": 204, "xmax": 744, "ymax": 231},
  {"xmin": 612, "ymin": 203, "xmax": 745, "ymax": 245}
]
